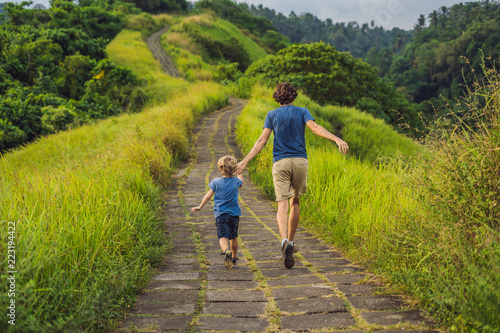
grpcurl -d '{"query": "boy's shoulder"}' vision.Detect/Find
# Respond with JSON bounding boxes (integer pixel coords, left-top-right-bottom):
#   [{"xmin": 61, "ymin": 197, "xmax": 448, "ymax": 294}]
[{"xmin": 210, "ymin": 176, "xmax": 240, "ymax": 185}]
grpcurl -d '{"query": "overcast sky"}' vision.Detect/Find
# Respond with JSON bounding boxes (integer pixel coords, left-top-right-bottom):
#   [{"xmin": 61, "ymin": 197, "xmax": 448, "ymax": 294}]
[{"xmin": 13, "ymin": 0, "xmax": 464, "ymax": 30}]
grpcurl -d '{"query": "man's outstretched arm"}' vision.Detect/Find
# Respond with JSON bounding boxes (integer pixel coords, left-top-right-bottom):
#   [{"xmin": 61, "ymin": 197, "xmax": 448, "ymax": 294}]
[
  {"xmin": 306, "ymin": 120, "xmax": 349, "ymax": 154},
  {"xmin": 237, "ymin": 128, "xmax": 272, "ymax": 174}
]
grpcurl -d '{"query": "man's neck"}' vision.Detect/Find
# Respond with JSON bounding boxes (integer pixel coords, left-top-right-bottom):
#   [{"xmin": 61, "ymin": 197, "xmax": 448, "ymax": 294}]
[{"xmin": 280, "ymin": 102, "xmax": 293, "ymax": 106}]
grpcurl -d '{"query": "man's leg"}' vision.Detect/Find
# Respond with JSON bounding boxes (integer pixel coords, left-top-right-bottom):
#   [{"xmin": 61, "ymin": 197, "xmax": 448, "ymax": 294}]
[
  {"xmin": 288, "ymin": 197, "xmax": 300, "ymax": 241},
  {"xmin": 277, "ymin": 199, "xmax": 290, "ymax": 241}
]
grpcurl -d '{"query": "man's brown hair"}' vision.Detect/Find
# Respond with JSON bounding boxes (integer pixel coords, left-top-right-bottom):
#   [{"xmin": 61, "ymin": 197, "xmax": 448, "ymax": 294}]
[{"xmin": 273, "ymin": 82, "xmax": 298, "ymax": 105}]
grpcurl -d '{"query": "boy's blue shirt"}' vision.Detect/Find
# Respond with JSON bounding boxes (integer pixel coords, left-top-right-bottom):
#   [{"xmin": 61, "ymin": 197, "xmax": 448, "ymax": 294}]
[
  {"xmin": 264, "ymin": 105, "xmax": 315, "ymax": 163},
  {"xmin": 208, "ymin": 177, "xmax": 242, "ymax": 218}
]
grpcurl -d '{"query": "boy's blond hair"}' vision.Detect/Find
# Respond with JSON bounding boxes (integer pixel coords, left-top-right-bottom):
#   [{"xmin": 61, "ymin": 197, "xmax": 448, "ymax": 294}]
[{"xmin": 217, "ymin": 155, "xmax": 238, "ymax": 176}]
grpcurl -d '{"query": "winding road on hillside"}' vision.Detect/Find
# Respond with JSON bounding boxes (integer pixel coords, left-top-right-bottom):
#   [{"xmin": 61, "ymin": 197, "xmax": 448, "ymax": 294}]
[
  {"xmin": 146, "ymin": 26, "xmax": 179, "ymax": 78},
  {"xmin": 117, "ymin": 27, "xmax": 438, "ymax": 333}
]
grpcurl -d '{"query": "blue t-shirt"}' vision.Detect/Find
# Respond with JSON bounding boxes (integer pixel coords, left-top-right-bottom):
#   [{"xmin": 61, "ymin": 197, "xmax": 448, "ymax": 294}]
[
  {"xmin": 264, "ymin": 105, "xmax": 315, "ymax": 163},
  {"xmin": 208, "ymin": 177, "xmax": 242, "ymax": 218}
]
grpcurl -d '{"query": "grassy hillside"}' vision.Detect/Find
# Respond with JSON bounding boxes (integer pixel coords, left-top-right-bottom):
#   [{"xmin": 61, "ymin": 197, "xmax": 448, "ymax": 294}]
[
  {"xmin": 161, "ymin": 13, "xmax": 268, "ymax": 81},
  {"xmin": 0, "ymin": 27, "xmax": 227, "ymax": 332}
]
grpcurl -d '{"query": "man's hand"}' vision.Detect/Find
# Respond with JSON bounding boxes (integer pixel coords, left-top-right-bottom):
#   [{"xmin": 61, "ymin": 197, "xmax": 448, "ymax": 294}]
[
  {"xmin": 191, "ymin": 206, "xmax": 202, "ymax": 212},
  {"xmin": 335, "ymin": 138, "xmax": 349, "ymax": 155},
  {"xmin": 237, "ymin": 160, "xmax": 247, "ymax": 175}
]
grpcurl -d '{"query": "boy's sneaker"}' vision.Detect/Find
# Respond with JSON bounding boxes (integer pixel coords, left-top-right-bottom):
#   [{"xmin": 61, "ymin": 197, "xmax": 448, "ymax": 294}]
[
  {"xmin": 281, "ymin": 241, "xmax": 295, "ymax": 269},
  {"xmin": 224, "ymin": 249, "xmax": 233, "ymax": 269},
  {"xmin": 232, "ymin": 257, "xmax": 238, "ymax": 265}
]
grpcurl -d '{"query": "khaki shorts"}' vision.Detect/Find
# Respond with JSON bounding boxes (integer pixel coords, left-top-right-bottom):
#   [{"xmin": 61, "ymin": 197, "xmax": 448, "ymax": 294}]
[{"xmin": 272, "ymin": 157, "xmax": 308, "ymax": 202}]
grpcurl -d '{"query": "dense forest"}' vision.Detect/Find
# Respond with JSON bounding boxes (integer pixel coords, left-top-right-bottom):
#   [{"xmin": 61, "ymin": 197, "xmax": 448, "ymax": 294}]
[
  {"xmin": 0, "ymin": 0, "xmax": 189, "ymax": 151},
  {"xmin": 366, "ymin": 1, "xmax": 500, "ymax": 116},
  {"xmin": 246, "ymin": 3, "xmax": 411, "ymax": 60},
  {"xmin": 241, "ymin": 0, "xmax": 500, "ymax": 118}
]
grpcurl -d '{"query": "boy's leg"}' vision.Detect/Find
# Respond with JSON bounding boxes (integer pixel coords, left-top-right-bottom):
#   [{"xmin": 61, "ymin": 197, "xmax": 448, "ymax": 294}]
[
  {"xmin": 230, "ymin": 238, "xmax": 238, "ymax": 258},
  {"xmin": 287, "ymin": 197, "xmax": 300, "ymax": 241},
  {"xmin": 218, "ymin": 237, "xmax": 229, "ymax": 252},
  {"xmin": 216, "ymin": 214, "xmax": 233, "ymax": 268},
  {"xmin": 228, "ymin": 216, "xmax": 239, "ymax": 259}
]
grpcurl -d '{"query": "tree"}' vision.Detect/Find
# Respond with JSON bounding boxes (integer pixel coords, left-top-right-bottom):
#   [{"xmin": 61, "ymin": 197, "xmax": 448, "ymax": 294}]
[
  {"xmin": 125, "ymin": 0, "xmax": 187, "ymax": 13},
  {"xmin": 429, "ymin": 10, "xmax": 438, "ymax": 28},
  {"xmin": 32, "ymin": 4, "xmax": 47, "ymax": 10},
  {"xmin": 247, "ymin": 42, "xmax": 422, "ymax": 132}
]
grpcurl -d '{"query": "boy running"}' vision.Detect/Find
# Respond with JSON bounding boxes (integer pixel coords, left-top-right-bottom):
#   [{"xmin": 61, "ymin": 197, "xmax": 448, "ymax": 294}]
[
  {"xmin": 191, "ymin": 155, "xmax": 243, "ymax": 269},
  {"xmin": 237, "ymin": 83, "xmax": 349, "ymax": 269}
]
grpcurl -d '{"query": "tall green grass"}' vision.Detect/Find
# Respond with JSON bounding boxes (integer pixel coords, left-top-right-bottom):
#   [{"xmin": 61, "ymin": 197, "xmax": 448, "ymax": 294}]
[
  {"xmin": 236, "ymin": 82, "xmax": 499, "ymax": 332},
  {"xmin": 161, "ymin": 13, "xmax": 268, "ymax": 81},
  {"xmin": 0, "ymin": 28, "xmax": 228, "ymax": 332}
]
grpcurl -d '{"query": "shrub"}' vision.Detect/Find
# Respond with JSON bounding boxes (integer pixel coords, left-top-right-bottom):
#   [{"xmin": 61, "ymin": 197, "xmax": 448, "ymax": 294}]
[
  {"xmin": 0, "ymin": 118, "xmax": 25, "ymax": 150},
  {"xmin": 41, "ymin": 105, "xmax": 79, "ymax": 134},
  {"xmin": 125, "ymin": 12, "xmax": 172, "ymax": 38}
]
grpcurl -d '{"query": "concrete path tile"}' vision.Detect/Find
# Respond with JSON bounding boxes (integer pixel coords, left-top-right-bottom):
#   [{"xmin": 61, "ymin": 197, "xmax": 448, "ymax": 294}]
[
  {"xmin": 145, "ymin": 280, "xmax": 200, "ymax": 291},
  {"xmin": 136, "ymin": 290, "xmax": 199, "ymax": 303},
  {"xmin": 206, "ymin": 271, "xmax": 255, "ymax": 281},
  {"xmin": 154, "ymin": 272, "xmax": 200, "ymax": 281},
  {"xmin": 326, "ymin": 274, "xmax": 367, "ymax": 285},
  {"xmin": 207, "ymin": 280, "xmax": 259, "ymax": 290},
  {"xmin": 272, "ymin": 285, "xmax": 334, "ymax": 299},
  {"xmin": 202, "ymin": 302, "xmax": 267, "ymax": 317},
  {"xmin": 255, "ymin": 260, "xmax": 304, "ymax": 269},
  {"xmin": 280, "ymin": 313, "xmax": 356, "ymax": 330},
  {"xmin": 206, "ymin": 290, "xmax": 266, "ymax": 302},
  {"xmin": 119, "ymin": 316, "xmax": 192, "ymax": 331},
  {"xmin": 307, "ymin": 259, "xmax": 352, "ymax": 266},
  {"xmin": 266, "ymin": 275, "xmax": 323, "ymax": 287},
  {"xmin": 361, "ymin": 310, "xmax": 430, "ymax": 326},
  {"xmin": 277, "ymin": 296, "xmax": 346, "ymax": 314},
  {"xmin": 158, "ymin": 264, "xmax": 201, "ymax": 272},
  {"xmin": 338, "ymin": 284, "xmax": 382, "ymax": 296},
  {"xmin": 261, "ymin": 267, "xmax": 312, "ymax": 278},
  {"xmin": 130, "ymin": 302, "xmax": 195, "ymax": 315},
  {"xmin": 197, "ymin": 316, "xmax": 268, "ymax": 331},
  {"xmin": 301, "ymin": 251, "xmax": 343, "ymax": 259},
  {"xmin": 348, "ymin": 296, "xmax": 405, "ymax": 310}
]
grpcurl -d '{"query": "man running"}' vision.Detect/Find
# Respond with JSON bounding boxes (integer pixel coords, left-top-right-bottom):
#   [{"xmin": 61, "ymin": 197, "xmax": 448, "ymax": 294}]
[{"xmin": 236, "ymin": 82, "xmax": 349, "ymax": 269}]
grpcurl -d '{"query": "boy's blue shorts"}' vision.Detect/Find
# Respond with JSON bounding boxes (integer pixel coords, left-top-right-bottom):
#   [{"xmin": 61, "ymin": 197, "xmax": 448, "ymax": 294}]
[{"xmin": 215, "ymin": 213, "xmax": 239, "ymax": 240}]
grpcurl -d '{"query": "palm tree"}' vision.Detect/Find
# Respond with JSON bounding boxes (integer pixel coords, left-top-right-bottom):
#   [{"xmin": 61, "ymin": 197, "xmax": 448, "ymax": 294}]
[{"xmin": 429, "ymin": 10, "xmax": 438, "ymax": 28}]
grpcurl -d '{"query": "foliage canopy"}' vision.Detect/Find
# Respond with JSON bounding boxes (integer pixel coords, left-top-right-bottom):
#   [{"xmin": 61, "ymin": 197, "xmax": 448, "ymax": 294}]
[
  {"xmin": 0, "ymin": 1, "xmax": 145, "ymax": 151},
  {"xmin": 247, "ymin": 42, "xmax": 422, "ymax": 133}
]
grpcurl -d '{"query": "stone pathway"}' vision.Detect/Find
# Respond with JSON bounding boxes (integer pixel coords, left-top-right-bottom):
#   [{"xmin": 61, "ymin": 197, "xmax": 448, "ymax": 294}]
[
  {"xmin": 146, "ymin": 26, "xmax": 179, "ymax": 78},
  {"xmin": 117, "ymin": 98, "xmax": 439, "ymax": 332}
]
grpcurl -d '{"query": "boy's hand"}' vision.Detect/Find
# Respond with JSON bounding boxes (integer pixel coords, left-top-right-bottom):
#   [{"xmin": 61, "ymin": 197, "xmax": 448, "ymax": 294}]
[
  {"xmin": 237, "ymin": 161, "xmax": 247, "ymax": 175},
  {"xmin": 191, "ymin": 206, "xmax": 202, "ymax": 212}
]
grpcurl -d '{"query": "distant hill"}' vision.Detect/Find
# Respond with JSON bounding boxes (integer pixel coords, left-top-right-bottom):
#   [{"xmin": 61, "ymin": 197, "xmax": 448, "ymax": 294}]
[
  {"xmin": 245, "ymin": 3, "xmax": 411, "ymax": 59},
  {"xmin": 0, "ymin": 3, "xmax": 5, "ymax": 14}
]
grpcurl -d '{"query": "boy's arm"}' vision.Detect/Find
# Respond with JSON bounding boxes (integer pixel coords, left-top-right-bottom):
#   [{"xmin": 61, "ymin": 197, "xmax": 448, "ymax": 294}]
[
  {"xmin": 191, "ymin": 189, "xmax": 214, "ymax": 212},
  {"xmin": 237, "ymin": 128, "xmax": 272, "ymax": 174},
  {"xmin": 306, "ymin": 120, "xmax": 349, "ymax": 154},
  {"xmin": 237, "ymin": 173, "xmax": 244, "ymax": 188}
]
